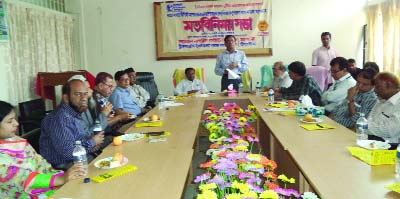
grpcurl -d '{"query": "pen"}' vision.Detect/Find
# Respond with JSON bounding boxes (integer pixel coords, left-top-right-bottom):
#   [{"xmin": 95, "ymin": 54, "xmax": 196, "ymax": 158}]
[{"xmin": 381, "ymin": 112, "xmax": 390, "ymax": 118}]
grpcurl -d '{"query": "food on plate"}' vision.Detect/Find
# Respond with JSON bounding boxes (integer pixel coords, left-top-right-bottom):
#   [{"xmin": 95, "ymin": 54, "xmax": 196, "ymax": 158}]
[
  {"xmin": 288, "ymin": 101, "xmax": 296, "ymax": 108},
  {"xmin": 113, "ymin": 136, "xmax": 123, "ymax": 146},
  {"xmin": 98, "ymin": 160, "xmax": 110, "ymax": 168},
  {"xmin": 303, "ymin": 113, "xmax": 315, "ymax": 122},
  {"xmin": 150, "ymin": 114, "xmax": 160, "ymax": 121}
]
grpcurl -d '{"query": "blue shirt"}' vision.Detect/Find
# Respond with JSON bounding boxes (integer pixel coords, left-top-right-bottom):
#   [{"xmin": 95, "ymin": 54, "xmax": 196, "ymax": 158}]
[
  {"xmin": 109, "ymin": 86, "xmax": 141, "ymax": 115},
  {"xmin": 40, "ymin": 103, "xmax": 96, "ymax": 166},
  {"xmin": 214, "ymin": 49, "xmax": 249, "ymax": 76}
]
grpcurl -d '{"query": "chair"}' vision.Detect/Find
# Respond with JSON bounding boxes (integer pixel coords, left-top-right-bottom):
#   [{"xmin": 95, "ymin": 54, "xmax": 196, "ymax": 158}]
[
  {"xmin": 306, "ymin": 66, "xmax": 332, "ymax": 91},
  {"xmin": 18, "ymin": 99, "xmax": 47, "ymax": 134},
  {"xmin": 241, "ymin": 69, "xmax": 252, "ymax": 92},
  {"xmin": 135, "ymin": 72, "xmax": 159, "ymax": 107},
  {"xmin": 260, "ymin": 65, "xmax": 274, "ymax": 88},
  {"xmin": 172, "ymin": 67, "xmax": 205, "ymax": 88},
  {"xmin": 21, "ymin": 128, "xmax": 41, "ymax": 153}
]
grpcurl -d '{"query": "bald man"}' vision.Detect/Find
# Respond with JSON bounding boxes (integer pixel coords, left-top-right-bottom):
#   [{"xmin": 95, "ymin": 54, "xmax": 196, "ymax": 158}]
[{"xmin": 367, "ymin": 72, "xmax": 400, "ymax": 149}]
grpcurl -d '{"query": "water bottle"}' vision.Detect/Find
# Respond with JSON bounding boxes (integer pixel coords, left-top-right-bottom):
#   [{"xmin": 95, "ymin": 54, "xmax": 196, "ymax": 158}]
[
  {"xmin": 93, "ymin": 120, "xmax": 102, "ymax": 135},
  {"xmin": 268, "ymin": 89, "xmax": 275, "ymax": 104},
  {"xmin": 396, "ymin": 144, "xmax": 400, "ymax": 174},
  {"xmin": 255, "ymin": 82, "xmax": 261, "ymax": 96},
  {"xmin": 72, "ymin": 141, "xmax": 88, "ymax": 169},
  {"xmin": 156, "ymin": 94, "xmax": 165, "ymax": 110},
  {"xmin": 355, "ymin": 113, "xmax": 368, "ymax": 143},
  {"xmin": 238, "ymin": 83, "xmax": 243, "ymax": 94}
]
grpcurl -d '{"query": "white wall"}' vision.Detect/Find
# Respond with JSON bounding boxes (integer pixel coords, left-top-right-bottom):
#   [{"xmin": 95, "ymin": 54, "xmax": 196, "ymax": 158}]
[
  {"xmin": 68, "ymin": 0, "xmax": 367, "ymax": 96},
  {"xmin": 0, "ymin": 42, "xmax": 10, "ymax": 102}
]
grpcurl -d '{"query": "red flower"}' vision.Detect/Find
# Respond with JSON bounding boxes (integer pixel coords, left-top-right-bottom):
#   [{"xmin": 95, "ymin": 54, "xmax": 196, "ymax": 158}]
[
  {"xmin": 217, "ymin": 151, "xmax": 227, "ymax": 157},
  {"xmin": 265, "ymin": 181, "xmax": 279, "ymax": 190},
  {"xmin": 199, "ymin": 161, "xmax": 214, "ymax": 169},
  {"xmin": 263, "ymin": 172, "xmax": 277, "ymax": 182},
  {"xmin": 264, "ymin": 159, "xmax": 277, "ymax": 171},
  {"xmin": 209, "ymin": 143, "xmax": 220, "ymax": 149}
]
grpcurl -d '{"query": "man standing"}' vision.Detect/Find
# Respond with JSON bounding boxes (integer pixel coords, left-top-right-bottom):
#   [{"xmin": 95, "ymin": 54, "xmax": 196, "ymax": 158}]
[
  {"xmin": 267, "ymin": 61, "xmax": 292, "ymax": 89},
  {"xmin": 125, "ymin": 67, "xmax": 151, "ymax": 109},
  {"xmin": 109, "ymin": 70, "xmax": 142, "ymax": 116},
  {"xmin": 330, "ymin": 69, "xmax": 378, "ymax": 128},
  {"xmin": 215, "ymin": 35, "xmax": 249, "ymax": 91},
  {"xmin": 174, "ymin": 67, "xmax": 208, "ymax": 95},
  {"xmin": 312, "ymin": 32, "xmax": 338, "ymax": 69},
  {"xmin": 40, "ymin": 80, "xmax": 105, "ymax": 170},
  {"xmin": 275, "ymin": 61, "xmax": 322, "ymax": 106},
  {"xmin": 367, "ymin": 72, "xmax": 400, "ymax": 149},
  {"xmin": 321, "ymin": 57, "xmax": 356, "ymax": 113}
]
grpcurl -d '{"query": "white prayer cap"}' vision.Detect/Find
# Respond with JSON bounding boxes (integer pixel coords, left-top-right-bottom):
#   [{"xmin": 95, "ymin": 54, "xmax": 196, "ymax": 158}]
[{"xmin": 68, "ymin": 74, "xmax": 87, "ymax": 82}]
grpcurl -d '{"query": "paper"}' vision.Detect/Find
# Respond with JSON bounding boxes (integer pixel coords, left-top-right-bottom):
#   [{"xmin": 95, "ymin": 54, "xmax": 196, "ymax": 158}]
[
  {"xmin": 134, "ymin": 121, "xmax": 163, "ymax": 128},
  {"xmin": 163, "ymin": 101, "xmax": 184, "ymax": 107},
  {"xmin": 268, "ymin": 103, "xmax": 288, "ymax": 108},
  {"xmin": 91, "ymin": 165, "xmax": 137, "ymax": 183},
  {"xmin": 347, "ymin": 146, "xmax": 396, "ymax": 165},
  {"xmin": 300, "ymin": 123, "xmax": 336, "ymax": 130},
  {"xmin": 226, "ymin": 68, "xmax": 240, "ymax": 79},
  {"xmin": 385, "ymin": 183, "xmax": 400, "ymax": 193}
]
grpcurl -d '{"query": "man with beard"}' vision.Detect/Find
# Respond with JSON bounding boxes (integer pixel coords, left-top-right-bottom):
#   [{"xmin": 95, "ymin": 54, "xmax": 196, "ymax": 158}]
[{"xmin": 40, "ymin": 79, "xmax": 105, "ymax": 170}]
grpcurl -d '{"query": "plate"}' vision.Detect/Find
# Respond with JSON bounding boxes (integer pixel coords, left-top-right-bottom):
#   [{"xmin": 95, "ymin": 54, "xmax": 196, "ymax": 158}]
[
  {"xmin": 300, "ymin": 117, "xmax": 323, "ymax": 124},
  {"xmin": 94, "ymin": 157, "xmax": 128, "ymax": 169},
  {"xmin": 121, "ymin": 133, "xmax": 144, "ymax": 141},
  {"xmin": 142, "ymin": 117, "xmax": 162, "ymax": 123},
  {"xmin": 357, "ymin": 140, "xmax": 391, "ymax": 150}
]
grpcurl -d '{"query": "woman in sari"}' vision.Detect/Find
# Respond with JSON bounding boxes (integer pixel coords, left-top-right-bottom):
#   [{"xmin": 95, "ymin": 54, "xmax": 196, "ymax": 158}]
[{"xmin": 0, "ymin": 100, "xmax": 86, "ymax": 199}]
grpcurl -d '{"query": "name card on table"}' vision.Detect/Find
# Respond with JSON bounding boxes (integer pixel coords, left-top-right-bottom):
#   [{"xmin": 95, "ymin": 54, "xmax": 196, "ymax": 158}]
[
  {"xmin": 91, "ymin": 165, "xmax": 138, "ymax": 183},
  {"xmin": 134, "ymin": 121, "xmax": 163, "ymax": 128},
  {"xmin": 347, "ymin": 146, "xmax": 396, "ymax": 165},
  {"xmin": 385, "ymin": 183, "xmax": 400, "ymax": 193}
]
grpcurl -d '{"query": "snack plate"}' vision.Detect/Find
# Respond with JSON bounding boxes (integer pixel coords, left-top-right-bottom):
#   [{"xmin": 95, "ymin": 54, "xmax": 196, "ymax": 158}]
[
  {"xmin": 299, "ymin": 117, "xmax": 323, "ymax": 124},
  {"xmin": 94, "ymin": 157, "xmax": 128, "ymax": 169},
  {"xmin": 357, "ymin": 140, "xmax": 391, "ymax": 150}
]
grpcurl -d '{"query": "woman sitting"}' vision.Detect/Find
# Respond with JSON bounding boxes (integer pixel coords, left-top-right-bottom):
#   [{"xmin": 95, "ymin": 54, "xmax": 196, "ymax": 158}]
[{"xmin": 0, "ymin": 100, "xmax": 86, "ymax": 198}]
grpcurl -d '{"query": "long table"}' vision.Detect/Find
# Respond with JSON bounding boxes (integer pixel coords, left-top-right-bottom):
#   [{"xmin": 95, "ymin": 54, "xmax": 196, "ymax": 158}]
[{"xmin": 53, "ymin": 94, "xmax": 399, "ymax": 199}]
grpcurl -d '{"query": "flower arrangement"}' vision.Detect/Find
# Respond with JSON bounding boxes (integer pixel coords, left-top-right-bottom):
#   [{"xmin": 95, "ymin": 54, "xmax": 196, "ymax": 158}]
[{"xmin": 196, "ymin": 103, "xmax": 319, "ymax": 199}]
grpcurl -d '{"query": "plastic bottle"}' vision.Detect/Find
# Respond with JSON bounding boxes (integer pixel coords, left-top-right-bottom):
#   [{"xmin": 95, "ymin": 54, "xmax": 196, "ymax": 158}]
[
  {"xmin": 72, "ymin": 141, "xmax": 88, "ymax": 169},
  {"xmin": 255, "ymin": 82, "xmax": 261, "ymax": 96},
  {"xmin": 268, "ymin": 89, "xmax": 275, "ymax": 104},
  {"xmin": 238, "ymin": 83, "xmax": 243, "ymax": 94},
  {"xmin": 396, "ymin": 144, "xmax": 400, "ymax": 175},
  {"xmin": 355, "ymin": 113, "xmax": 368, "ymax": 143},
  {"xmin": 93, "ymin": 120, "xmax": 102, "ymax": 135}
]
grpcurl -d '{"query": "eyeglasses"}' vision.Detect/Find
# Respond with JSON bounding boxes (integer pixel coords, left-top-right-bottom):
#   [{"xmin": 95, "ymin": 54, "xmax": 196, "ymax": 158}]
[
  {"xmin": 272, "ymin": 67, "xmax": 279, "ymax": 70},
  {"xmin": 73, "ymin": 92, "xmax": 89, "ymax": 97}
]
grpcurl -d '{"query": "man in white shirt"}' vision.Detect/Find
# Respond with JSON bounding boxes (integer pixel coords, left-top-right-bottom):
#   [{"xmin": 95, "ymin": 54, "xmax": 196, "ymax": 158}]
[
  {"xmin": 174, "ymin": 67, "xmax": 208, "ymax": 96},
  {"xmin": 267, "ymin": 61, "xmax": 292, "ymax": 89},
  {"xmin": 312, "ymin": 32, "xmax": 338, "ymax": 69},
  {"xmin": 125, "ymin": 68, "xmax": 151, "ymax": 109},
  {"xmin": 322, "ymin": 57, "xmax": 356, "ymax": 113},
  {"xmin": 367, "ymin": 72, "xmax": 400, "ymax": 148}
]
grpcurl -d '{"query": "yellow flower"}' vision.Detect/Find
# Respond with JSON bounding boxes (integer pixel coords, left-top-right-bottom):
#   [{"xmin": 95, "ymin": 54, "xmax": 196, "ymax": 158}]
[
  {"xmin": 237, "ymin": 122, "xmax": 245, "ymax": 126},
  {"xmin": 209, "ymin": 133, "xmax": 218, "ymax": 140},
  {"xmin": 239, "ymin": 117, "xmax": 247, "ymax": 123},
  {"xmin": 231, "ymin": 181, "xmax": 250, "ymax": 194},
  {"xmin": 278, "ymin": 174, "xmax": 289, "ymax": 182},
  {"xmin": 237, "ymin": 139, "xmax": 249, "ymax": 146},
  {"xmin": 288, "ymin": 177, "xmax": 296, "ymax": 184},
  {"xmin": 223, "ymin": 112, "xmax": 231, "ymax": 116},
  {"xmin": 199, "ymin": 183, "xmax": 217, "ymax": 191},
  {"xmin": 197, "ymin": 189, "xmax": 218, "ymax": 199},
  {"xmin": 206, "ymin": 123, "xmax": 215, "ymax": 130},
  {"xmin": 234, "ymin": 145, "xmax": 248, "ymax": 152},
  {"xmin": 246, "ymin": 154, "xmax": 261, "ymax": 161},
  {"xmin": 225, "ymin": 193, "xmax": 242, "ymax": 199},
  {"xmin": 208, "ymin": 114, "xmax": 218, "ymax": 120},
  {"xmin": 247, "ymin": 105, "xmax": 256, "ymax": 111},
  {"xmin": 253, "ymin": 163, "xmax": 263, "ymax": 169},
  {"xmin": 259, "ymin": 190, "xmax": 279, "ymax": 199},
  {"xmin": 242, "ymin": 191, "xmax": 258, "ymax": 198}
]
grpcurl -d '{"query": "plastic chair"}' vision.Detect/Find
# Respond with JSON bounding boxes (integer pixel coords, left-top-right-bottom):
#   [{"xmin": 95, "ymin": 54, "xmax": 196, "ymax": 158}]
[
  {"xmin": 241, "ymin": 69, "xmax": 252, "ymax": 92},
  {"xmin": 306, "ymin": 66, "xmax": 332, "ymax": 91},
  {"xmin": 260, "ymin": 65, "xmax": 274, "ymax": 87},
  {"xmin": 173, "ymin": 67, "xmax": 205, "ymax": 88},
  {"xmin": 135, "ymin": 72, "xmax": 159, "ymax": 107}
]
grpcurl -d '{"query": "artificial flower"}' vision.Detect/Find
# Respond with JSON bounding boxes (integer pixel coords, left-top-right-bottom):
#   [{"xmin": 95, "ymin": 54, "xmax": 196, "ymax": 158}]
[
  {"xmin": 301, "ymin": 192, "xmax": 319, "ymax": 199},
  {"xmin": 231, "ymin": 180, "xmax": 250, "ymax": 194},
  {"xmin": 263, "ymin": 172, "xmax": 277, "ymax": 182},
  {"xmin": 194, "ymin": 172, "xmax": 211, "ymax": 183},
  {"xmin": 225, "ymin": 193, "xmax": 242, "ymax": 199},
  {"xmin": 199, "ymin": 183, "xmax": 217, "ymax": 191},
  {"xmin": 259, "ymin": 190, "xmax": 279, "ymax": 199},
  {"xmin": 197, "ymin": 189, "xmax": 218, "ymax": 199},
  {"xmin": 264, "ymin": 181, "xmax": 279, "ymax": 191}
]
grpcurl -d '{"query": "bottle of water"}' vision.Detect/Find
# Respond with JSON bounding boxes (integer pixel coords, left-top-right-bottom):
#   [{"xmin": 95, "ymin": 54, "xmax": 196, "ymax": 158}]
[
  {"xmin": 238, "ymin": 83, "xmax": 243, "ymax": 94},
  {"xmin": 93, "ymin": 120, "xmax": 102, "ymax": 135},
  {"xmin": 156, "ymin": 94, "xmax": 165, "ymax": 110},
  {"xmin": 396, "ymin": 144, "xmax": 400, "ymax": 174},
  {"xmin": 355, "ymin": 113, "xmax": 368, "ymax": 143},
  {"xmin": 255, "ymin": 82, "xmax": 261, "ymax": 96},
  {"xmin": 268, "ymin": 89, "xmax": 275, "ymax": 104},
  {"xmin": 72, "ymin": 141, "xmax": 88, "ymax": 169}
]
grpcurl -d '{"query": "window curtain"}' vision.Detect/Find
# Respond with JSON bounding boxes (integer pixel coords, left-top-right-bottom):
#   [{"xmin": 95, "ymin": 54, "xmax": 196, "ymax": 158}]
[
  {"xmin": 5, "ymin": 1, "xmax": 75, "ymax": 104},
  {"xmin": 367, "ymin": 0, "xmax": 400, "ymax": 75}
]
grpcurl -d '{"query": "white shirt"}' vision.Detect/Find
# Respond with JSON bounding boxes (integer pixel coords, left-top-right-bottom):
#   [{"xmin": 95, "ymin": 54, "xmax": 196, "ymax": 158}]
[
  {"xmin": 129, "ymin": 84, "xmax": 150, "ymax": 108},
  {"xmin": 312, "ymin": 46, "xmax": 338, "ymax": 69},
  {"xmin": 321, "ymin": 73, "xmax": 356, "ymax": 112},
  {"xmin": 367, "ymin": 91, "xmax": 400, "ymax": 143},
  {"xmin": 268, "ymin": 72, "xmax": 292, "ymax": 89},
  {"xmin": 174, "ymin": 79, "xmax": 208, "ymax": 96}
]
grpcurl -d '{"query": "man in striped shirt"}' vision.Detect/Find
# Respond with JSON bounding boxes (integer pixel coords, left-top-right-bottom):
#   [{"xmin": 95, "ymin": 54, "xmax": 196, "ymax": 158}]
[
  {"xmin": 330, "ymin": 69, "xmax": 378, "ymax": 128},
  {"xmin": 40, "ymin": 79, "xmax": 105, "ymax": 170}
]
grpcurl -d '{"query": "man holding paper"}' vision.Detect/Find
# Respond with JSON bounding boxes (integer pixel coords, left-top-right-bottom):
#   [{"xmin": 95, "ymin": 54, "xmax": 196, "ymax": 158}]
[{"xmin": 215, "ymin": 35, "xmax": 249, "ymax": 92}]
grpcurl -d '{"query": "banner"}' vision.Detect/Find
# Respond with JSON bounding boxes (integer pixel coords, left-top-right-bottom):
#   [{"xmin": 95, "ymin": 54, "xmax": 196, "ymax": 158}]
[
  {"xmin": 154, "ymin": 0, "xmax": 272, "ymax": 60},
  {"xmin": 0, "ymin": 1, "xmax": 7, "ymax": 41}
]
